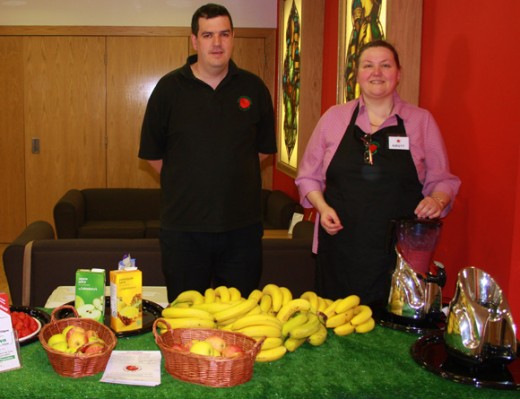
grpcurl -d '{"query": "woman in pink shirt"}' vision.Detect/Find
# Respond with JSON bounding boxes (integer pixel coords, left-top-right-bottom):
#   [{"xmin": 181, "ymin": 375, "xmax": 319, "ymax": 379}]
[{"xmin": 295, "ymin": 40, "xmax": 460, "ymax": 309}]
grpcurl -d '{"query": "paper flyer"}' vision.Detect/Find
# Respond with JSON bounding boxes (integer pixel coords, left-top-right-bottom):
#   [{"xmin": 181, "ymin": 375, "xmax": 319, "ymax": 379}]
[{"xmin": 101, "ymin": 350, "xmax": 161, "ymax": 386}]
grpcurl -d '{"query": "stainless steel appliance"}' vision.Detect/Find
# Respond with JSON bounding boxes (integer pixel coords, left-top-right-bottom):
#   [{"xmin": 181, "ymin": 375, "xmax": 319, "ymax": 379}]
[
  {"xmin": 386, "ymin": 218, "xmax": 446, "ymax": 321},
  {"xmin": 444, "ymin": 266, "xmax": 517, "ymax": 365}
]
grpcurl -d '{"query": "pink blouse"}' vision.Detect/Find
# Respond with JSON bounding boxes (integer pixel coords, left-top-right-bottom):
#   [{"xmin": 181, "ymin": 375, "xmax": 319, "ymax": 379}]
[{"xmin": 295, "ymin": 93, "xmax": 461, "ymax": 252}]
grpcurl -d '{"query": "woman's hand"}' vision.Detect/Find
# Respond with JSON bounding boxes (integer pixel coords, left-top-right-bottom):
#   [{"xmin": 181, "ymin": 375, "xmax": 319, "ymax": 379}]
[
  {"xmin": 414, "ymin": 193, "xmax": 449, "ymax": 219},
  {"xmin": 319, "ymin": 206, "xmax": 344, "ymax": 235},
  {"xmin": 306, "ymin": 191, "xmax": 344, "ymax": 235}
]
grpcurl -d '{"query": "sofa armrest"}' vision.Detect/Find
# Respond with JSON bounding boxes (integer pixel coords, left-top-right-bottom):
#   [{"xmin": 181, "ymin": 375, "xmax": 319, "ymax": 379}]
[
  {"xmin": 264, "ymin": 190, "xmax": 304, "ymax": 229},
  {"xmin": 53, "ymin": 189, "xmax": 85, "ymax": 238},
  {"xmin": 3, "ymin": 221, "xmax": 55, "ymax": 305}
]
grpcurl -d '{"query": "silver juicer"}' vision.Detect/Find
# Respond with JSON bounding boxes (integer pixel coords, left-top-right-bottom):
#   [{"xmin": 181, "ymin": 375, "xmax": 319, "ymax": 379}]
[
  {"xmin": 386, "ymin": 218, "xmax": 446, "ymax": 321},
  {"xmin": 444, "ymin": 266, "xmax": 517, "ymax": 365}
]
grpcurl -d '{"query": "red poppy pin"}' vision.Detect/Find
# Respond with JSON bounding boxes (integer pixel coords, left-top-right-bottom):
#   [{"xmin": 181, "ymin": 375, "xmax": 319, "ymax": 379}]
[{"xmin": 238, "ymin": 96, "xmax": 252, "ymax": 111}]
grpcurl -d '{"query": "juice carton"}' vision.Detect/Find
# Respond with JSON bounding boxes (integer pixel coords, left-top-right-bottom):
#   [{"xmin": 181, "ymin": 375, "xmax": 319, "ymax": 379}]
[
  {"xmin": 110, "ymin": 256, "xmax": 142, "ymax": 333},
  {"xmin": 0, "ymin": 292, "xmax": 21, "ymax": 372},
  {"xmin": 75, "ymin": 268, "xmax": 106, "ymax": 323}
]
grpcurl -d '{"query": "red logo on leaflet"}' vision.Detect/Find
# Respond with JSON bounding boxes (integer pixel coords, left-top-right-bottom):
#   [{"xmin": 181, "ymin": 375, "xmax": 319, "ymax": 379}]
[{"xmin": 238, "ymin": 96, "xmax": 252, "ymax": 111}]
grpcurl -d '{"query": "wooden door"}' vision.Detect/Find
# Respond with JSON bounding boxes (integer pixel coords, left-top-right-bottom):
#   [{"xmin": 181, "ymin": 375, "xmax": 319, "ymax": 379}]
[
  {"xmin": 24, "ymin": 36, "xmax": 107, "ymax": 225},
  {"xmin": 106, "ymin": 36, "xmax": 188, "ymax": 188},
  {"xmin": 0, "ymin": 37, "xmax": 25, "ymax": 242}
]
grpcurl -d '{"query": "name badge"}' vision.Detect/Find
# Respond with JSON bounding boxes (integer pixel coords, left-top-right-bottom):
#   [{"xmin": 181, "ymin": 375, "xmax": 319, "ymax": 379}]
[{"xmin": 388, "ymin": 136, "xmax": 409, "ymax": 150}]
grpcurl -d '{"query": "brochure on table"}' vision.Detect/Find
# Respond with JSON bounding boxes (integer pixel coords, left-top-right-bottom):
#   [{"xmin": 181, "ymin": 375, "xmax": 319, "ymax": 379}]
[
  {"xmin": 0, "ymin": 292, "xmax": 21, "ymax": 373},
  {"xmin": 101, "ymin": 350, "xmax": 161, "ymax": 386}
]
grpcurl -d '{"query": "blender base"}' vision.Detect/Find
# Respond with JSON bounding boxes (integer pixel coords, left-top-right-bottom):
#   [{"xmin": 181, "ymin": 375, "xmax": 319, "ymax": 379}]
[
  {"xmin": 411, "ymin": 333, "xmax": 520, "ymax": 390},
  {"xmin": 377, "ymin": 309, "xmax": 446, "ymax": 335}
]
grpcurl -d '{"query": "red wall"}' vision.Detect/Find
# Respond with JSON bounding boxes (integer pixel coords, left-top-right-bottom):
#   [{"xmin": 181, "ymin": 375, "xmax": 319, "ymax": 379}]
[{"xmin": 272, "ymin": 0, "xmax": 520, "ymax": 326}]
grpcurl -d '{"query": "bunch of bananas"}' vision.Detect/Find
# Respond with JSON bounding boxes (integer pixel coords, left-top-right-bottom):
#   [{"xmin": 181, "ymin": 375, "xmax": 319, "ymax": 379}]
[
  {"xmin": 323, "ymin": 295, "xmax": 375, "ymax": 336},
  {"xmin": 158, "ymin": 284, "xmax": 375, "ymax": 363}
]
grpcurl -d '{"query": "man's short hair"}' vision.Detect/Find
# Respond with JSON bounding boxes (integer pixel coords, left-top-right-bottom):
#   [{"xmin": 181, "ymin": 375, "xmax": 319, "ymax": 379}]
[{"xmin": 191, "ymin": 3, "xmax": 234, "ymax": 35}]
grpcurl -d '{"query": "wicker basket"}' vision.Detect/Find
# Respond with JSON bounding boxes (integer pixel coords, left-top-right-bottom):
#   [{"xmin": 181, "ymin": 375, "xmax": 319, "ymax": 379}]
[
  {"xmin": 153, "ymin": 319, "xmax": 263, "ymax": 387},
  {"xmin": 39, "ymin": 305, "xmax": 117, "ymax": 378}
]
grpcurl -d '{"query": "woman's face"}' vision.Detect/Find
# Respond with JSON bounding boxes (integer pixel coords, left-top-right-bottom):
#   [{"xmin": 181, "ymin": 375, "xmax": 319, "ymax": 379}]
[{"xmin": 356, "ymin": 46, "xmax": 400, "ymax": 100}]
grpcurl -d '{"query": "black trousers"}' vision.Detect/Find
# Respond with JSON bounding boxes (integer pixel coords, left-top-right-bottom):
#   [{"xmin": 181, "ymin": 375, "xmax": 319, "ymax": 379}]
[{"xmin": 160, "ymin": 223, "xmax": 263, "ymax": 302}]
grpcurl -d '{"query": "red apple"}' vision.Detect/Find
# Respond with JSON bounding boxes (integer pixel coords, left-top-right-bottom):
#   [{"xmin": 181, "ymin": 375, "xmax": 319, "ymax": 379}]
[
  {"xmin": 66, "ymin": 327, "xmax": 88, "ymax": 352},
  {"xmin": 205, "ymin": 335, "xmax": 227, "ymax": 354},
  {"xmin": 222, "ymin": 344, "xmax": 245, "ymax": 359},
  {"xmin": 80, "ymin": 342, "xmax": 105, "ymax": 355},
  {"xmin": 65, "ymin": 326, "xmax": 85, "ymax": 341},
  {"xmin": 86, "ymin": 330, "xmax": 99, "ymax": 341}
]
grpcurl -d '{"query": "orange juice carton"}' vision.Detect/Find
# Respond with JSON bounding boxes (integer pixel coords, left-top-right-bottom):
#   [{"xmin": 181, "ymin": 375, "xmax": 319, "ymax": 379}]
[
  {"xmin": 0, "ymin": 292, "xmax": 22, "ymax": 372},
  {"xmin": 75, "ymin": 268, "xmax": 106, "ymax": 323},
  {"xmin": 109, "ymin": 255, "xmax": 142, "ymax": 333}
]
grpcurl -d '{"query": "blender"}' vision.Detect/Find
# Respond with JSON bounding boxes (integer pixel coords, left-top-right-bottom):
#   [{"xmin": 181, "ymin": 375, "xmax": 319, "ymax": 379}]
[{"xmin": 383, "ymin": 218, "xmax": 446, "ymax": 331}]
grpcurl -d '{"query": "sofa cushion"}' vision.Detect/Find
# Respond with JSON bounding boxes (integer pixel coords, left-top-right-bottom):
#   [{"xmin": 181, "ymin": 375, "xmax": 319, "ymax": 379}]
[{"xmin": 78, "ymin": 221, "xmax": 146, "ymax": 238}]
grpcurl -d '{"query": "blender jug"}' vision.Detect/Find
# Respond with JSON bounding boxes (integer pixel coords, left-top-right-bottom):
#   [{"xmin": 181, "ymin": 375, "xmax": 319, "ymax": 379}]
[
  {"xmin": 396, "ymin": 218, "xmax": 442, "ymax": 275},
  {"xmin": 387, "ymin": 218, "xmax": 446, "ymax": 320}
]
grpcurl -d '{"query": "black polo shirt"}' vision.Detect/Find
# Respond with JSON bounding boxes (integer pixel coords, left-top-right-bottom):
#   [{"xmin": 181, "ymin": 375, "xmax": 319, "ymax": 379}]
[{"xmin": 139, "ymin": 55, "xmax": 277, "ymax": 232}]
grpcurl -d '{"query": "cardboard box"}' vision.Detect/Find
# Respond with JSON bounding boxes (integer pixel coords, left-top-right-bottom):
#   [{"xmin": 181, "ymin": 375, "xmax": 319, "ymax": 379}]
[
  {"xmin": 75, "ymin": 269, "xmax": 105, "ymax": 323},
  {"xmin": 0, "ymin": 292, "xmax": 21, "ymax": 372},
  {"xmin": 109, "ymin": 269, "xmax": 142, "ymax": 332}
]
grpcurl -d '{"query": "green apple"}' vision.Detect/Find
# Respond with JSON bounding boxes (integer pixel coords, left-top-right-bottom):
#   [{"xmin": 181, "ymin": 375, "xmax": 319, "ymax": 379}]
[
  {"xmin": 51, "ymin": 342, "xmax": 69, "ymax": 353},
  {"xmin": 47, "ymin": 333, "xmax": 66, "ymax": 347},
  {"xmin": 189, "ymin": 340, "xmax": 215, "ymax": 356},
  {"xmin": 77, "ymin": 304, "xmax": 102, "ymax": 321}
]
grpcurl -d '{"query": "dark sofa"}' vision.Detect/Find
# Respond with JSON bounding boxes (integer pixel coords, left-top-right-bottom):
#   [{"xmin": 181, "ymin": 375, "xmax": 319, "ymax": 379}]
[
  {"xmin": 4, "ymin": 220, "xmax": 315, "ymax": 307},
  {"xmin": 53, "ymin": 188, "xmax": 303, "ymax": 239}
]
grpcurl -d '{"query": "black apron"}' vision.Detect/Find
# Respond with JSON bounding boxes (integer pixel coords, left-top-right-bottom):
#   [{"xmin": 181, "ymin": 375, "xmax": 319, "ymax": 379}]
[{"xmin": 316, "ymin": 104, "xmax": 424, "ymax": 307}]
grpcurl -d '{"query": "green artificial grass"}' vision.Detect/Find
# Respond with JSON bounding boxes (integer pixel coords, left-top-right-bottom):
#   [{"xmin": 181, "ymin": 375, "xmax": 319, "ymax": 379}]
[{"xmin": 2, "ymin": 324, "xmax": 518, "ymax": 399}]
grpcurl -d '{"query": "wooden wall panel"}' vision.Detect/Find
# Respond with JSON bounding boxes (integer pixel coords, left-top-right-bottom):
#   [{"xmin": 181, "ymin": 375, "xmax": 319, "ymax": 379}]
[
  {"xmin": 386, "ymin": 0, "xmax": 423, "ymax": 105},
  {"xmin": 24, "ymin": 36, "xmax": 107, "ymax": 225},
  {"xmin": 107, "ymin": 36, "xmax": 188, "ymax": 188},
  {"xmin": 0, "ymin": 38, "xmax": 26, "ymax": 241}
]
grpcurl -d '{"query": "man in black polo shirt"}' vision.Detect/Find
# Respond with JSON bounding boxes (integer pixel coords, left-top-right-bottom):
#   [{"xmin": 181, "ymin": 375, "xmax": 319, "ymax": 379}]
[{"xmin": 139, "ymin": 3, "xmax": 277, "ymax": 302}]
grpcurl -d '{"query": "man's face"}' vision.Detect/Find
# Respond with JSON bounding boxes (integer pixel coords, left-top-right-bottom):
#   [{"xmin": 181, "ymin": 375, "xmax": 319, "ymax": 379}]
[{"xmin": 191, "ymin": 15, "xmax": 234, "ymax": 73}]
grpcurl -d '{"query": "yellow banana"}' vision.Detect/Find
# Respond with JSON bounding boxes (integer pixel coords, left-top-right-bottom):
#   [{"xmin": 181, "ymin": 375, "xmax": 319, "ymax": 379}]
[
  {"xmin": 255, "ymin": 345, "xmax": 287, "ymax": 362},
  {"xmin": 317, "ymin": 296, "xmax": 328, "ymax": 312},
  {"xmin": 300, "ymin": 291, "xmax": 319, "ymax": 312},
  {"xmin": 324, "ymin": 298, "xmax": 334, "ymax": 307},
  {"xmin": 323, "ymin": 299, "xmax": 342, "ymax": 318},
  {"xmin": 213, "ymin": 298, "xmax": 257, "ymax": 323},
  {"xmin": 169, "ymin": 301, "xmax": 191, "ymax": 308},
  {"xmin": 244, "ymin": 305, "xmax": 262, "ymax": 316},
  {"xmin": 171, "ymin": 290, "xmax": 205, "ymax": 306},
  {"xmin": 231, "ymin": 313, "xmax": 282, "ymax": 331},
  {"xmin": 355, "ymin": 317, "xmax": 375, "ymax": 333},
  {"xmin": 156, "ymin": 317, "xmax": 216, "ymax": 330},
  {"xmin": 284, "ymin": 337, "xmax": 306, "ymax": 352},
  {"xmin": 335, "ymin": 295, "xmax": 361, "ymax": 314},
  {"xmin": 228, "ymin": 287, "xmax": 242, "ymax": 302},
  {"xmin": 279, "ymin": 286, "xmax": 293, "ymax": 305},
  {"xmin": 236, "ymin": 324, "xmax": 282, "ymax": 338},
  {"xmin": 282, "ymin": 312, "xmax": 309, "ymax": 338},
  {"xmin": 325, "ymin": 312, "xmax": 348, "ymax": 328},
  {"xmin": 276, "ymin": 298, "xmax": 312, "ymax": 322},
  {"xmin": 214, "ymin": 286, "xmax": 231, "ymax": 303},
  {"xmin": 259, "ymin": 294, "xmax": 273, "ymax": 313},
  {"xmin": 259, "ymin": 337, "xmax": 283, "ymax": 350},
  {"xmin": 262, "ymin": 284, "xmax": 283, "ymax": 312},
  {"xmin": 161, "ymin": 306, "xmax": 214, "ymax": 321},
  {"xmin": 204, "ymin": 288, "xmax": 216, "ymax": 303},
  {"xmin": 334, "ymin": 322, "xmax": 355, "ymax": 336},
  {"xmin": 350, "ymin": 305, "xmax": 373, "ymax": 326},
  {"xmin": 290, "ymin": 313, "xmax": 321, "ymax": 339},
  {"xmin": 248, "ymin": 289, "xmax": 263, "ymax": 303},
  {"xmin": 307, "ymin": 324, "xmax": 328, "ymax": 346},
  {"xmin": 191, "ymin": 301, "xmax": 236, "ymax": 314}
]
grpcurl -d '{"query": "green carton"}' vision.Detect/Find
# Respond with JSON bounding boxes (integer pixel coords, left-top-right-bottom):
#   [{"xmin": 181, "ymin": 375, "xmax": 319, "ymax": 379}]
[{"xmin": 75, "ymin": 268, "xmax": 105, "ymax": 323}]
